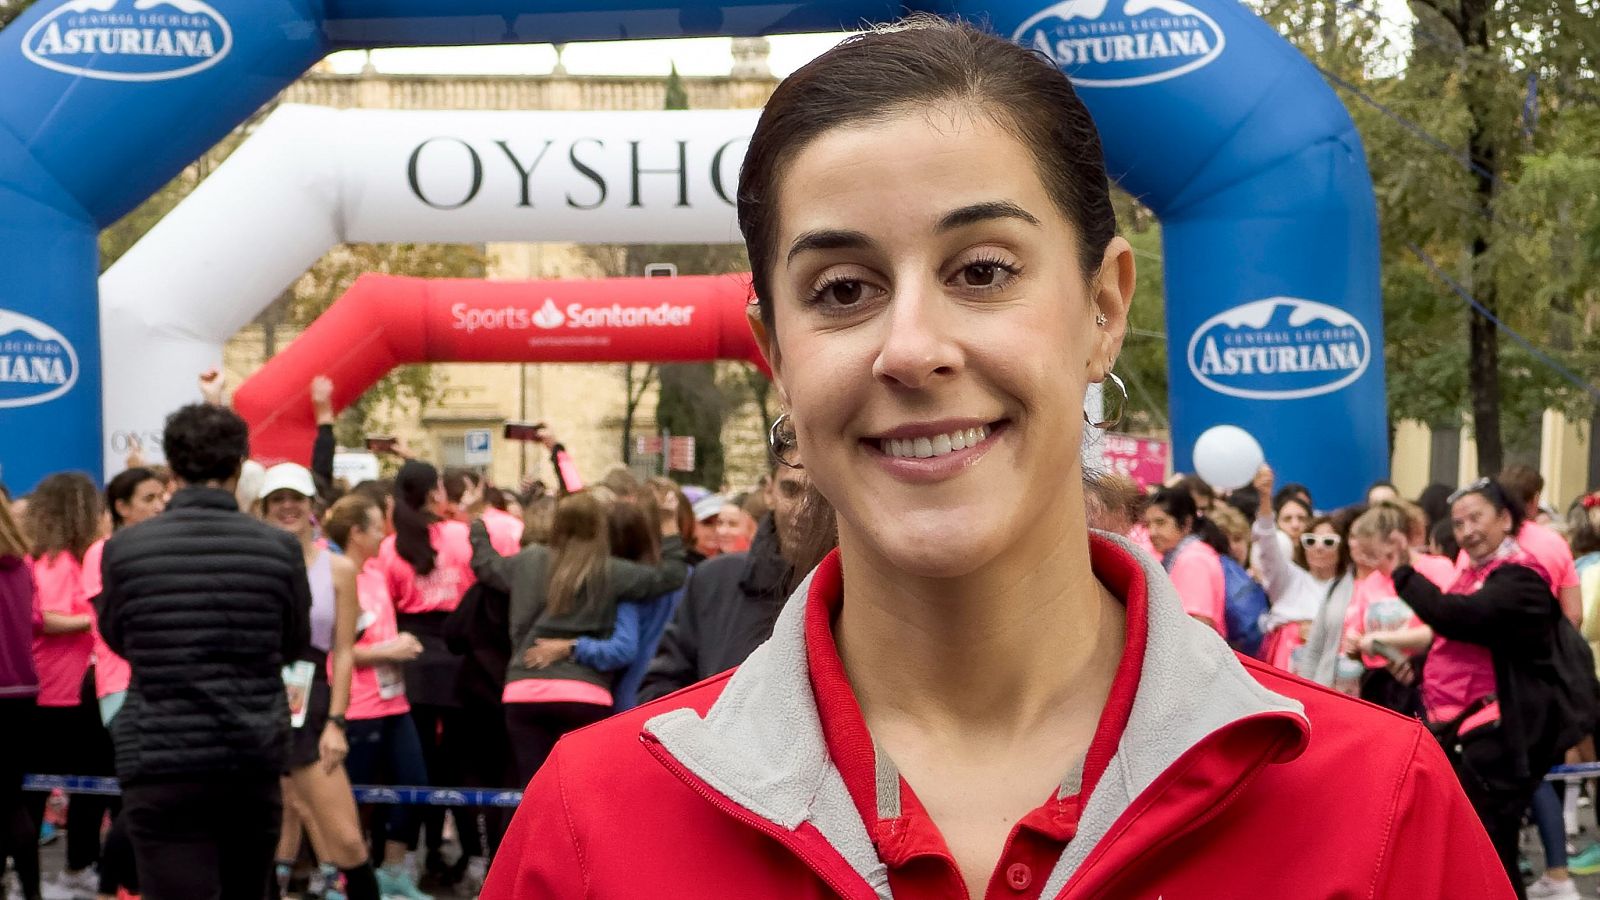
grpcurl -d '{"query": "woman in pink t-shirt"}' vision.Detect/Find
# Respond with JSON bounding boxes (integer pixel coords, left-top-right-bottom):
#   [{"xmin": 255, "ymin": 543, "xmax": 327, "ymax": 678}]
[
  {"xmin": 1143, "ymin": 486, "xmax": 1225, "ymax": 634},
  {"xmin": 324, "ymin": 494, "xmax": 435, "ymax": 898},
  {"xmin": 23, "ymin": 473, "xmax": 111, "ymax": 888},
  {"xmin": 378, "ymin": 460, "xmax": 481, "ymax": 877}
]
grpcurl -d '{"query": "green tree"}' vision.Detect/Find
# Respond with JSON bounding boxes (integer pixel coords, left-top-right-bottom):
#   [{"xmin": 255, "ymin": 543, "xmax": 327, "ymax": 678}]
[
  {"xmin": 0, "ymin": 0, "xmax": 38, "ymax": 29},
  {"xmin": 1258, "ymin": 0, "xmax": 1600, "ymax": 474}
]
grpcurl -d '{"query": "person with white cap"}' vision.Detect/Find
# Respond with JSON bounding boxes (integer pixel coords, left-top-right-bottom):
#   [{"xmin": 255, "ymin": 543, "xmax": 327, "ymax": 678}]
[
  {"xmin": 690, "ymin": 493, "xmax": 727, "ymax": 561},
  {"xmin": 259, "ymin": 463, "xmax": 384, "ymax": 900}
]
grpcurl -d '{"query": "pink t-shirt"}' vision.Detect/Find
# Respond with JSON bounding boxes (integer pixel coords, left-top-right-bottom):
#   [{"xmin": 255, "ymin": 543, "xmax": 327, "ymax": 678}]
[
  {"xmin": 1166, "ymin": 539, "xmax": 1226, "ymax": 635},
  {"xmin": 344, "ymin": 562, "xmax": 411, "ymax": 721},
  {"xmin": 1425, "ymin": 542, "xmax": 1546, "ymax": 722},
  {"xmin": 30, "ymin": 552, "xmax": 94, "ymax": 707},
  {"xmin": 481, "ymin": 507, "xmax": 525, "ymax": 557},
  {"xmin": 79, "ymin": 539, "xmax": 131, "ymax": 698},
  {"xmin": 1409, "ymin": 552, "xmax": 1460, "ymax": 591},
  {"xmin": 1342, "ymin": 570, "xmax": 1425, "ymax": 669},
  {"xmin": 379, "ymin": 520, "xmax": 476, "ymax": 614},
  {"xmin": 1517, "ymin": 521, "xmax": 1579, "ymax": 591}
]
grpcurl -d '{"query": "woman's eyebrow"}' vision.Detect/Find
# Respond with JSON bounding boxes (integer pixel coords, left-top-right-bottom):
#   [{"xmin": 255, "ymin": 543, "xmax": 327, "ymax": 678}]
[
  {"xmin": 938, "ymin": 200, "xmax": 1040, "ymax": 231},
  {"xmin": 786, "ymin": 229, "xmax": 874, "ymax": 265},
  {"xmin": 784, "ymin": 201, "xmax": 1038, "ymax": 265}
]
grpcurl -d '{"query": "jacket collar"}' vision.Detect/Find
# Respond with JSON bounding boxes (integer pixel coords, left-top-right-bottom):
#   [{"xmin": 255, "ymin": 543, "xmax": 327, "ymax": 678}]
[
  {"xmin": 166, "ymin": 485, "xmax": 242, "ymax": 511},
  {"xmin": 644, "ymin": 532, "xmax": 1308, "ymax": 899}
]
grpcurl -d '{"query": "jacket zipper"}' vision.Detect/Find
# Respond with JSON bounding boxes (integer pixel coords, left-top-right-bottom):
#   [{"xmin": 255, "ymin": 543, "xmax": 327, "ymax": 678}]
[
  {"xmin": 1062, "ymin": 731, "xmax": 1289, "ymax": 899},
  {"xmin": 640, "ymin": 732, "xmax": 879, "ymax": 900}
]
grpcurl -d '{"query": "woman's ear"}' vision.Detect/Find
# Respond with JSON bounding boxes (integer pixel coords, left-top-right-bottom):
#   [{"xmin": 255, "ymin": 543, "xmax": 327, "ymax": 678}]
[
  {"xmin": 747, "ymin": 302, "xmax": 789, "ymax": 407},
  {"xmin": 1088, "ymin": 236, "xmax": 1136, "ymax": 382}
]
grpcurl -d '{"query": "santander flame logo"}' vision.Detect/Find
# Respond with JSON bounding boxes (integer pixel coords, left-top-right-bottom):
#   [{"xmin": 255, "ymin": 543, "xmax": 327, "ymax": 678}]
[{"xmin": 532, "ymin": 299, "xmax": 566, "ymax": 329}]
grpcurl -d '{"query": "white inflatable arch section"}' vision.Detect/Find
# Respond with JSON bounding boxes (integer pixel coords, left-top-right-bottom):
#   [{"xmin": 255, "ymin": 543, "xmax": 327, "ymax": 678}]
[{"xmin": 97, "ymin": 103, "xmax": 760, "ymax": 475}]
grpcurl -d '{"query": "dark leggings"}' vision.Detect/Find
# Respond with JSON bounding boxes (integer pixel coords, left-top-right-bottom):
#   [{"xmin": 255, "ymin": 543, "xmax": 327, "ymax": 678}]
[
  {"xmin": 504, "ymin": 701, "xmax": 611, "ymax": 789},
  {"xmin": 344, "ymin": 713, "xmax": 428, "ymax": 860},
  {"xmin": 455, "ymin": 703, "xmax": 513, "ymax": 858},
  {"xmin": 409, "ymin": 703, "xmax": 482, "ymax": 858},
  {"xmin": 26, "ymin": 671, "xmax": 114, "ymax": 873},
  {"xmin": 0, "ymin": 697, "xmax": 39, "ymax": 900}
]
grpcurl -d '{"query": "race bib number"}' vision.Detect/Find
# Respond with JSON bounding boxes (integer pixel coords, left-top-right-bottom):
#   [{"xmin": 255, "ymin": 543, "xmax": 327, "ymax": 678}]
[{"xmin": 282, "ymin": 660, "xmax": 315, "ymax": 729}]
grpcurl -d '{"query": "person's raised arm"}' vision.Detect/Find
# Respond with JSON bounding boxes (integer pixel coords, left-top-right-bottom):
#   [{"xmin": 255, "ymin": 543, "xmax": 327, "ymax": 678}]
[
  {"xmin": 468, "ymin": 517, "xmax": 515, "ymax": 593},
  {"xmin": 310, "ymin": 376, "xmax": 336, "ymax": 491},
  {"xmin": 199, "ymin": 367, "xmax": 227, "ymax": 407}
]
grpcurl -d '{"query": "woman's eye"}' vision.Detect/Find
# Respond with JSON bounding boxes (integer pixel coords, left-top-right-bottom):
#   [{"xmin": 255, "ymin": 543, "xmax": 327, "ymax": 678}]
[
  {"xmin": 962, "ymin": 263, "xmax": 1000, "ymax": 287},
  {"xmin": 825, "ymin": 280, "xmax": 866, "ymax": 306}
]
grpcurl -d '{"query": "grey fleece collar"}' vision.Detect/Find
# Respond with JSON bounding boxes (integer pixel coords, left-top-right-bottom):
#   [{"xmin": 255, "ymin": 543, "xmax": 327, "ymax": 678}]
[{"xmin": 644, "ymin": 532, "xmax": 1307, "ymax": 899}]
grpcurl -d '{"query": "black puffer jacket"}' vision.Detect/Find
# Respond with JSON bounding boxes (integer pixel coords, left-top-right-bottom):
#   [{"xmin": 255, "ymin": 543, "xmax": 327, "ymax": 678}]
[
  {"xmin": 638, "ymin": 515, "xmax": 794, "ymax": 703},
  {"xmin": 99, "ymin": 486, "xmax": 311, "ymax": 783}
]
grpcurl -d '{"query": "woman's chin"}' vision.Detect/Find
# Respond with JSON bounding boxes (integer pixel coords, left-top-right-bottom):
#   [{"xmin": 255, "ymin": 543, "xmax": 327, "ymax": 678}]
[{"xmin": 861, "ymin": 521, "xmax": 1005, "ymax": 581}]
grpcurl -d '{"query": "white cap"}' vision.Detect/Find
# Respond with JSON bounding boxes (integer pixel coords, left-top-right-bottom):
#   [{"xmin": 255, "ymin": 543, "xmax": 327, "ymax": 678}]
[
  {"xmin": 259, "ymin": 463, "xmax": 317, "ymax": 500},
  {"xmin": 691, "ymin": 493, "xmax": 727, "ymax": 523}
]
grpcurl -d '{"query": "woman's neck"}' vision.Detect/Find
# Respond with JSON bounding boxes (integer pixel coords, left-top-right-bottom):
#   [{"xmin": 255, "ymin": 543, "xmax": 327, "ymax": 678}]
[
  {"xmin": 297, "ymin": 529, "xmax": 317, "ymax": 560},
  {"xmin": 834, "ymin": 498, "xmax": 1125, "ymax": 740},
  {"xmin": 1310, "ymin": 562, "xmax": 1337, "ymax": 581}
]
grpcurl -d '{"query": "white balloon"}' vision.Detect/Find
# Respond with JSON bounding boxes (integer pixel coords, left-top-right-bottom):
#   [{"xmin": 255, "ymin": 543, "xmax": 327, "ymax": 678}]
[{"xmin": 1192, "ymin": 425, "xmax": 1264, "ymax": 492}]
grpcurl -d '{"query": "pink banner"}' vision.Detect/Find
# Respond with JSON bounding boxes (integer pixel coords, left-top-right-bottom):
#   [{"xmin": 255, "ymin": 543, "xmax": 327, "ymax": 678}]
[{"xmin": 1102, "ymin": 433, "xmax": 1169, "ymax": 489}]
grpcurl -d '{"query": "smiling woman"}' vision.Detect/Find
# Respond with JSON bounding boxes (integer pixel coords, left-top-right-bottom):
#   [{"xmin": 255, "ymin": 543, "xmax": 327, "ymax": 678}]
[{"xmin": 483, "ymin": 18, "xmax": 1513, "ymax": 900}]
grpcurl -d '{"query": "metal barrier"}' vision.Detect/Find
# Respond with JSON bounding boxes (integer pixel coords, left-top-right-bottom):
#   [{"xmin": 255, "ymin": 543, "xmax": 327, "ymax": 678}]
[
  {"xmin": 1547, "ymin": 763, "xmax": 1600, "ymax": 782},
  {"xmin": 22, "ymin": 775, "xmax": 523, "ymax": 808}
]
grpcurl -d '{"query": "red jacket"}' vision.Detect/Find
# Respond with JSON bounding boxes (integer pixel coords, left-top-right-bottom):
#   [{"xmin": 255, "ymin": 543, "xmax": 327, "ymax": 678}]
[{"xmin": 484, "ymin": 535, "xmax": 1511, "ymax": 899}]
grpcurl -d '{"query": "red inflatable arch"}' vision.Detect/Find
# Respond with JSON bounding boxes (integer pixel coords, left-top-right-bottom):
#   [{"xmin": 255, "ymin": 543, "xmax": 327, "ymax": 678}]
[{"xmin": 233, "ymin": 272, "xmax": 764, "ymax": 465}]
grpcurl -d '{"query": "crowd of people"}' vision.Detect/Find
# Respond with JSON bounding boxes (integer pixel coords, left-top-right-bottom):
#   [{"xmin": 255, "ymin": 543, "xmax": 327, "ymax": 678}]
[
  {"xmin": 1087, "ymin": 461, "xmax": 1600, "ymax": 898},
  {"xmin": 0, "ymin": 372, "xmax": 810, "ymax": 900}
]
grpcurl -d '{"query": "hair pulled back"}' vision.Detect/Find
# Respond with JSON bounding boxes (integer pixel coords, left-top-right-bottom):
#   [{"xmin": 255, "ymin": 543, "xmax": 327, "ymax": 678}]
[
  {"xmin": 736, "ymin": 16, "xmax": 1117, "ymax": 333},
  {"xmin": 394, "ymin": 460, "xmax": 440, "ymax": 576},
  {"xmin": 107, "ymin": 466, "xmax": 159, "ymax": 529}
]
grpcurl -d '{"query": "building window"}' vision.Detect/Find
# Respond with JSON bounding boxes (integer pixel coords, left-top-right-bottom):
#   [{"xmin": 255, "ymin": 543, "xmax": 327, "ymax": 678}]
[{"xmin": 438, "ymin": 434, "xmax": 467, "ymax": 468}]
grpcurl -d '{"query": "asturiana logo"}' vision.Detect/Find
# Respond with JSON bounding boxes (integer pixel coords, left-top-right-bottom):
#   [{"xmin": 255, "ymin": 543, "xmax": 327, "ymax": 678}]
[
  {"xmin": 1186, "ymin": 297, "xmax": 1370, "ymax": 401},
  {"xmin": 0, "ymin": 309, "xmax": 80, "ymax": 409},
  {"xmin": 1013, "ymin": 0, "xmax": 1225, "ymax": 88},
  {"xmin": 23, "ymin": 0, "xmax": 232, "ymax": 82}
]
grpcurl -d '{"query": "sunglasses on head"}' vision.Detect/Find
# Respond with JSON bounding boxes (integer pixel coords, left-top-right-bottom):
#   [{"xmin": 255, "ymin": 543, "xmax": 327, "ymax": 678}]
[
  {"xmin": 1300, "ymin": 534, "xmax": 1341, "ymax": 549},
  {"xmin": 1448, "ymin": 477, "xmax": 1493, "ymax": 506}
]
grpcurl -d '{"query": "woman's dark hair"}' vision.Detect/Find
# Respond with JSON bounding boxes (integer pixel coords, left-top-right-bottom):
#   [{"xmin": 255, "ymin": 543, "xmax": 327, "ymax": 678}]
[
  {"xmin": 1452, "ymin": 478, "xmax": 1525, "ymax": 535},
  {"xmin": 737, "ymin": 17, "xmax": 1116, "ymax": 334},
  {"xmin": 27, "ymin": 472, "xmax": 101, "ymax": 561},
  {"xmin": 162, "ymin": 403, "xmax": 248, "ymax": 485},
  {"xmin": 1149, "ymin": 486, "xmax": 1197, "ymax": 532},
  {"xmin": 394, "ymin": 460, "xmax": 441, "ymax": 576},
  {"xmin": 1177, "ymin": 474, "xmax": 1215, "ymax": 508},
  {"xmin": 1194, "ymin": 516, "xmax": 1230, "ymax": 557},
  {"xmin": 107, "ymin": 466, "xmax": 159, "ymax": 529},
  {"xmin": 1273, "ymin": 486, "xmax": 1312, "ymax": 515},
  {"xmin": 1430, "ymin": 517, "xmax": 1461, "ymax": 560},
  {"xmin": 1225, "ymin": 486, "xmax": 1260, "ymax": 523},
  {"xmin": 1416, "ymin": 482, "xmax": 1453, "ymax": 530},
  {"xmin": 608, "ymin": 498, "xmax": 661, "ymax": 566},
  {"xmin": 443, "ymin": 468, "xmax": 480, "ymax": 505}
]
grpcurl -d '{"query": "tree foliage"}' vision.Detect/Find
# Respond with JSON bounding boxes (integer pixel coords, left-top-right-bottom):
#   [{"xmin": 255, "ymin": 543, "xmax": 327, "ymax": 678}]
[
  {"xmin": 1255, "ymin": 0, "xmax": 1600, "ymax": 472},
  {"xmin": 0, "ymin": 0, "xmax": 38, "ymax": 30}
]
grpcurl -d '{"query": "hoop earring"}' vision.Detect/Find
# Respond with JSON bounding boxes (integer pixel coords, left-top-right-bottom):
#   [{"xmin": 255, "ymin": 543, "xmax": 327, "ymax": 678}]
[
  {"xmin": 768, "ymin": 413, "xmax": 803, "ymax": 469},
  {"xmin": 1085, "ymin": 372, "xmax": 1127, "ymax": 430}
]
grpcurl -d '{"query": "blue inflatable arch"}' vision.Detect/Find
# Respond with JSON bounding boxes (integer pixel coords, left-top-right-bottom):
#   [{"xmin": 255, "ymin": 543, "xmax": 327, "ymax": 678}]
[{"xmin": 0, "ymin": 0, "xmax": 1384, "ymax": 503}]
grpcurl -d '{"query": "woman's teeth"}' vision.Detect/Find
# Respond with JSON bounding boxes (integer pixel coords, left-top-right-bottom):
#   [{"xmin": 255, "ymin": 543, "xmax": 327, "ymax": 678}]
[{"xmin": 880, "ymin": 426, "xmax": 990, "ymax": 459}]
